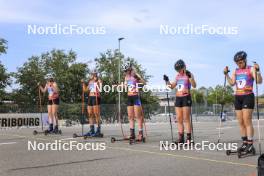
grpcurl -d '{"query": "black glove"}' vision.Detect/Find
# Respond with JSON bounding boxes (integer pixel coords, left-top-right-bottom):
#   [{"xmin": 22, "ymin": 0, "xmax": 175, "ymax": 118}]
[
  {"xmin": 185, "ymin": 70, "xmax": 192, "ymax": 78},
  {"xmin": 223, "ymin": 66, "xmax": 230, "ymax": 75},
  {"xmin": 163, "ymin": 75, "xmax": 169, "ymax": 82}
]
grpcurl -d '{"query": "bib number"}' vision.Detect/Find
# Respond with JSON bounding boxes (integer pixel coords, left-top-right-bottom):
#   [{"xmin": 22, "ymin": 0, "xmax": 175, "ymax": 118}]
[
  {"xmin": 177, "ymin": 84, "xmax": 184, "ymax": 91},
  {"xmin": 236, "ymin": 79, "xmax": 246, "ymax": 89}
]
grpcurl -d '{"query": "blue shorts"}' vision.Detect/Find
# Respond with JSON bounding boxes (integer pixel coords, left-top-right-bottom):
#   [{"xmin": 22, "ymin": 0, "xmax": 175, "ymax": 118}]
[{"xmin": 127, "ymin": 95, "xmax": 141, "ymax": 106}]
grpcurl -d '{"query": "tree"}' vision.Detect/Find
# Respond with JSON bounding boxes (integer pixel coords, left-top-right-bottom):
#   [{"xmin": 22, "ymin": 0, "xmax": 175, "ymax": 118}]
[
  {"xmin": 207, "ymin": 85, "xmax": 234, "ymax": 105},
  {"xmin": 13, "ymin": 49, "xmax": 88, "ymax": 105},
  {"xmin": 0, "ymin": 38, "xmax": 11, "ymax": 101},
  {"xmin": 191, "ymin": 89, "xmax": 205, "ymax": 104},
  {"xmin": 0, "ymin": 38, "xmax": 8, "ymax": 54}
]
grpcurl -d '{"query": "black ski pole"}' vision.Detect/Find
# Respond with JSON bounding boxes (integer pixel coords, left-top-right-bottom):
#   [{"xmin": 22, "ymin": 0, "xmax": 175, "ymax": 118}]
[
  {"xmin": 81, "ymin": 83, "xmax": 85, "ymax": 136},
  {"xmin": 163, "ymin": 75, "xmax": 174, "ymax": 142},
  {"xmin": 218, "ymin": 66, "xmax": 229, "ymax": 144},
  {"xmin": 166, "ymin": 91, "xmax": 174, "ymax": 142},
  {"xmin": 253, "ymin": 61, "xmax": 261, "ymax": 155},
  {"xmin": 190, "ymin": 107, "xmax": 194, "ymax": 143},
  {"xmin": 38, "ymin": 87, "xmax": 44, "ymax": 131}
]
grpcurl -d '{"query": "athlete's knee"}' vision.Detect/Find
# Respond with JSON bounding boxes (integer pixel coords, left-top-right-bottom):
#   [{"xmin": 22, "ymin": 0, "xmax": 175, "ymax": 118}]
[
  {"xmin": 177, "ymin": 117, "xmax": 183, "ymax": 124},
  {"xmin": 128, "ymin": 115, "xmax": 134, "ymax": 120}
]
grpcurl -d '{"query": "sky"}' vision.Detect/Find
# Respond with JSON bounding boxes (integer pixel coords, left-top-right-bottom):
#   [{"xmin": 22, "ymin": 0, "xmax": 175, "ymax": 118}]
[{"xmin": 0, "ymin": 0, "xmax": 264, "ymax": 94}]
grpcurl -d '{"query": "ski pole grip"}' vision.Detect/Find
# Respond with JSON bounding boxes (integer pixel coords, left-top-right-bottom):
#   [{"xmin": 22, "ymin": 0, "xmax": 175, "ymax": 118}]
[{"xmin": 225, "ymin": 66, "xmax": 230, "ymax": 73}]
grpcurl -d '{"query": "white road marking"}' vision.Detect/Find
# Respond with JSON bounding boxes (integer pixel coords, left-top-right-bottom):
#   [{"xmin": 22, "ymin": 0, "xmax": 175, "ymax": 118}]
[{"xmin": 0, "ymin": 142, "xmax": 17, "ymax": 146}]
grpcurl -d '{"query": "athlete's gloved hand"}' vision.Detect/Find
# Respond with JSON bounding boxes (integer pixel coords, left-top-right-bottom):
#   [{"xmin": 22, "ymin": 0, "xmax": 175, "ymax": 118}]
[
  {"xmin": 163, "ymin": 75, "xmax": 169, "ymax": 82},
  {"xmin": 185, "ymin": 70, "xmax": 192, "ymax": 78},
  {"xmin": 253, "ymin": 62, "xmax": 260, "ymax": 72},
  {"xmin": 223, "ymin": 66, "xmax": 230, "ymax": 75},
  {"xmin": 134, "ymin": 73, "xmax": 141, "ymax": 81}
]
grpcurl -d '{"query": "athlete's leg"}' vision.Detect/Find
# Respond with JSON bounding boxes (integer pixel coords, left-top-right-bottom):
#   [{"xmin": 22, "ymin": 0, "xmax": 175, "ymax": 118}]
[
  {"xmin": 236, "ymin": 110, "xmax": 246, "ymax": 137},
  {"xmin": 242, "ymin": 109, "xmax": 254, "ymax": 148},
  {"xmin": 176, "ymin": 107, "xmax": 184, "ymax": 143},
  {"xmin": 134, "ymin": 105, "xmax": 143, "ymax": 139},
  {"xmin": 86, "ymin": 105, "xmax": 95, "ymax": 136},
  {"xmin": 52, "ymin": 103, "xmax": 59, "ymax": 131},
  {"xmin": 183, "ymin": 106, "xmax": 191, "ymax": 142},
  {"xmin": 47, "ymin": 104, "xmax": 53, "ymax": 131},
  {"xmin": 93, "ymin": 104, "xmax": 102, "ymax": 136},
  {"xmin": 127, "ymin": 106, "xmax": 135, "ymax": 139}
]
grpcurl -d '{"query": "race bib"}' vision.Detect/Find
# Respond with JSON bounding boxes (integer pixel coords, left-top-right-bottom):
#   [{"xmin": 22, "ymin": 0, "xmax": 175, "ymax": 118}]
[
  {"xmin": 236, "ymin": 75, "xmax": 247, "ymax": 89},
  {"xmin": 89, "ymin": 83, "xmax": 95, "ymax": 92},
  {"xmin": 177, "ymin": 84, "xmax": 184, "ymax": 91},
  {"xmin": 48, "ymin": 87, "xmax": 54, "ymax": 96}
]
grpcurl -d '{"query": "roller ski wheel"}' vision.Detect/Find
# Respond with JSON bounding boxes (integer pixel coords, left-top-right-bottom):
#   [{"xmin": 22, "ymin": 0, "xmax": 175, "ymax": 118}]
[
  {"xmin": 226, "ymin": 150, "xmax": 231, "ymax": 156},
  {"xmin": 129, "ymin": 137, "xmax": 146, "ymax": 145},
  {"xmin": 111, "ymin": 137, "xmax": 116, "ymax": 143},
  {"xmin": 44, "ymin": 129, "xmax": 62, "ymax": 136},
  {"xmin": 33, "ymin": 130, "xmax": 38, "ymax": 135},
  {"xmin": 83, "ymin": 133, "xmax": 104, "ymax": 139}
]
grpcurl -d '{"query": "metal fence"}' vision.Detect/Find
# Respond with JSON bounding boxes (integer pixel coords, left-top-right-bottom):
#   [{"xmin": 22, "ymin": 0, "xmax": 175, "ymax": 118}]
[{"xmin": 0, "ymin": 103, "xmax": 263, "ymax": 125}]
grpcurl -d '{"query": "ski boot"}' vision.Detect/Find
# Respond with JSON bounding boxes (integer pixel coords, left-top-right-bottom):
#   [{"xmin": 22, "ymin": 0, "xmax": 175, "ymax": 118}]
[
  {"xmin": 90, "ymin": 126, "xmax": 103, "ymax": 138},
  {"xmin": 137, "ymin": 130, "xmax": 146, "ymax": 143},
  {"xmin": 174, "ymin": 133, "xmax": 184, "ymax": 148},
  {"xmin": 185, "ymin": 133, "xmax": 194, "ymax": 146},
  {"xmin": 52, "ymin": 125, "xmax": 62, "ymax": 134},
  {"xmin": 238, "ymin": 142, "xmax": 256, "ymax": 158},
  {"xmin": 44, "ymin": 124, "xmax": 53, "ymax": 135},
  {"xmin": 226, "ymin": 137, "xmax": 247, "ymax": 155},
  {"xmin": 129, "ymin": 128, "xmax": 136, "ymax": 144},
  {"xmin": 84, "ymin": 125, "xmax": 95, "ymax": 137},
  {"xmin": 238, "ymin": 142, "xmax": 248, "ymax": 152}
]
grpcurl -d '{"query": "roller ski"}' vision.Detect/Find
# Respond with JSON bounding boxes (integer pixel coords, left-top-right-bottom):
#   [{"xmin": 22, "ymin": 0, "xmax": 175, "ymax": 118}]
[
  {"xmin": 226, "ymin": 141, "xmax": 247, "ymax": 156},
  {"xmin": 74, "ymin": 133, "xmax": 104, "ymax": 139},
  {"xmin": 74, "ymin": 125, "xmax": 103, "ymax": 139},
  {"xmin": 110, "ymin": 136, "xmax": 130, "ymax": 143},
  {"xmin": 111, "ymin": 129, "xmax": 135, "ymax": 143},
  {"xmin": 44, "ymin": 124, "xmax": 62, "ymax": 136},
  {"xmin": 33, "ymin": 130, "xmax": 45, "ymax": 135},
  {"xmin": 111, "ymin": 129, "xmax": 145, "ymax": 144},
  {"xmin": 33, "ymin": 123, "xmax": 53, "ymax": 135},
  {"xmin": 84, "ymin": 126, "xmax": 104, "ymax": 139}
]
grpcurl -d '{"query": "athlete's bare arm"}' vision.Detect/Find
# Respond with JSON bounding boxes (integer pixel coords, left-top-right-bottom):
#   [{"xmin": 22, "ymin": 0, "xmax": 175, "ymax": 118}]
[
  {"xmin": 226, "ymin": 71, "xmax": 236, "ymax": 86},
  {"xmin": 166, "ymin": 81, "xmax": 177, "ymax": 89},
  {"xmin": 53, "ymin": 82, "xmax": 59, "ymax": 92},
  {"xmin": 189, "ymin": 73, "xmax": 196, "ymax": 88}
]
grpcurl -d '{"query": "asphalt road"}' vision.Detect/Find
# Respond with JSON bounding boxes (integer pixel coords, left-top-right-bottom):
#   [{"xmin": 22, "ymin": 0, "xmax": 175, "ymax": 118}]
[{"xmin": 0, "ymin": 120, "xmax": 263, "ymax": 176}]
